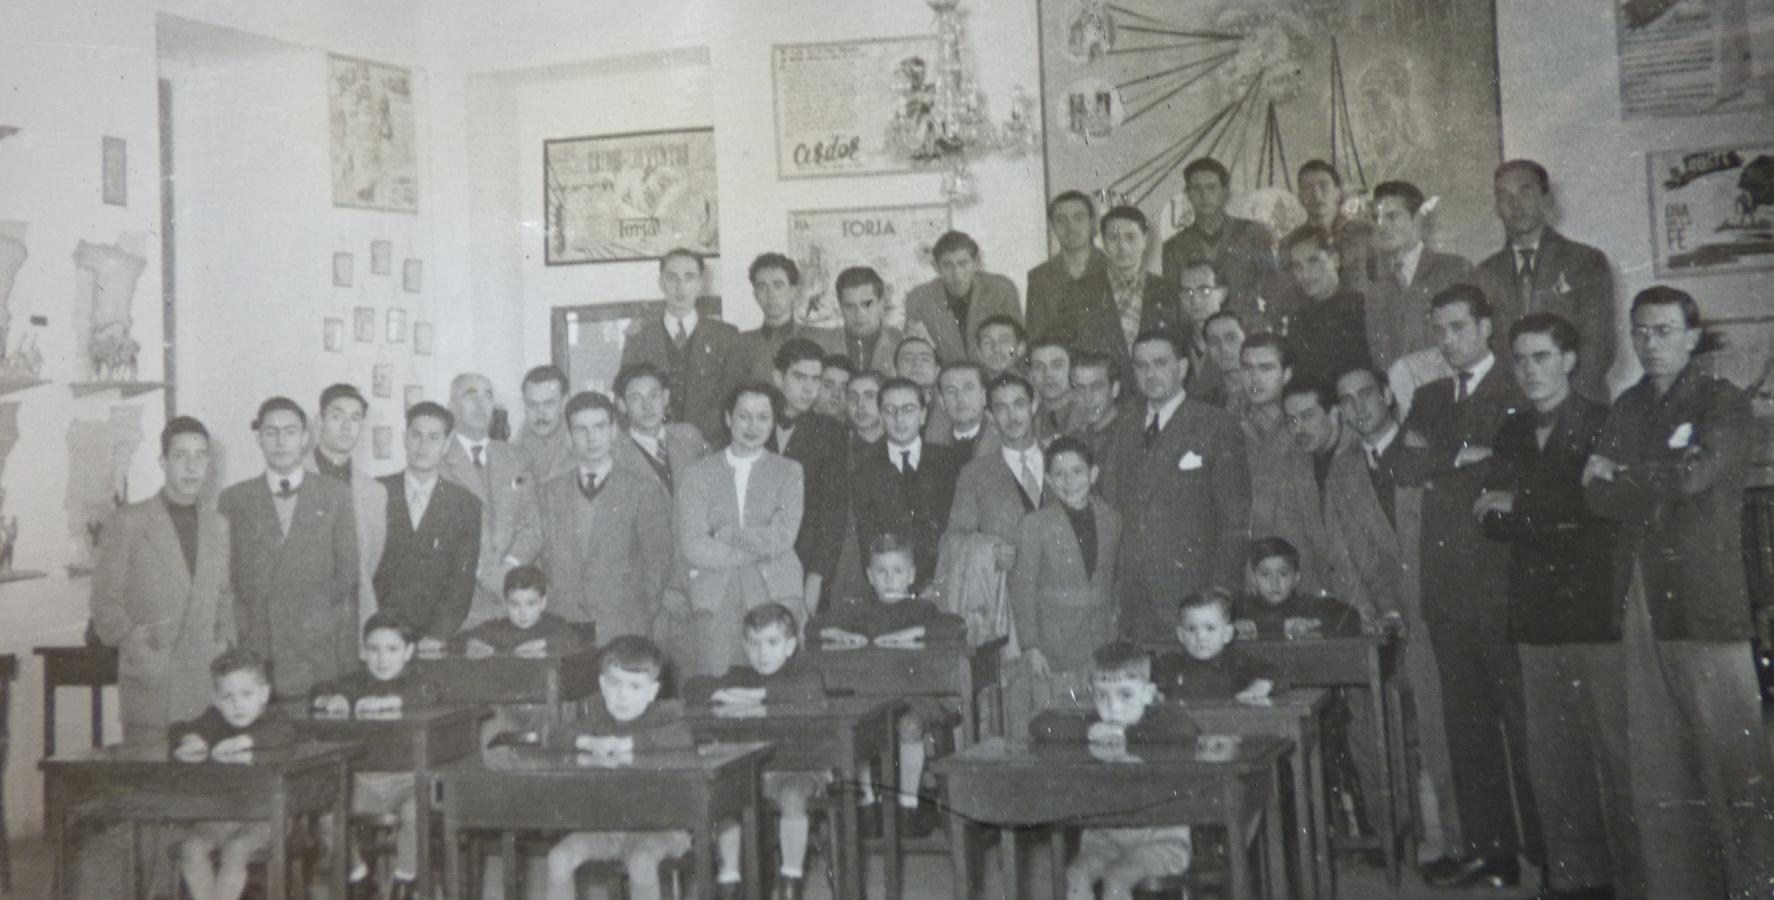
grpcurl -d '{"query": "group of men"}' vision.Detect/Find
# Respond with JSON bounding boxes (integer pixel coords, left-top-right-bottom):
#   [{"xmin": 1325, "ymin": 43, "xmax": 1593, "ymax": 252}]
[{"xmin": 89, "ymin": 152, "xmax": 1772, "ymax": 899}]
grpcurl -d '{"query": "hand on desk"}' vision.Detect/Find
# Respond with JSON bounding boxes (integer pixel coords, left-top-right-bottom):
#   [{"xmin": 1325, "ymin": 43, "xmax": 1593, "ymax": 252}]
[
  {"xmin": 1196, "ymin": 734, "xmax": 1239, "ymax": 763},
  {"xmin": 575, "ymin": 750, "xmax": 635, "ymax": 768},
  {"xmin": 173, "ymin": 734, "xmax": 209, "ymax": 763},
  {"xmin": 312, "ymin": 694, "xmax": 351, "ymax": 719},
  {"xmin": 1282, "ymin": 617, "xmax": 1324, "ymax": 641},
  {"xmin": 354, "ymin": 695, "xmax": 405, "ymax": 719},
  {"xmin": 464, "ymin": 639, "xmax": 496, "ymax": 659},
  {"xmin": 513, "ymin": 638, "xmax": 550, "ymax": 659},
  {"xmin": 576, "ymin": 734, "xmax": 636, "ymax": 758},
  {"xmin": 819, "ymin": 628, "xmax": 869, "ymax": 650},
  {"xmin": 711, "ymin": 687, "xmax": 768, "ymax": 707},
  {"xmin": 873, "ymin": 626, "xmax": 927, "ymax": 649},
  {"xmin": 1232, "ymin": 619, "xmax": 1258, "ymax": 641},
  {"xmin": 209, "ymin": 735, "xmax": 255, "ymax": 764},
  {"xmin": 1235, "ymin": 680, "xmax": 1275, "ymax": 706},
  {"xmin": 1088, "ymin": 742, "xmax": 1142, "ymax": 764},
  {"xmin": 416, "ymin": 637, "xmax": 447, "ymax": 658}
]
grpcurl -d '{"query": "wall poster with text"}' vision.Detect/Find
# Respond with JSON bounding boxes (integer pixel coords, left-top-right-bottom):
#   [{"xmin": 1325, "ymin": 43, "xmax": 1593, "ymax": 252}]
[
  {"xmin": 787, "ymin": 204, "xmax": 951, "ymax": 331},
  {"xmin": 772, "ymin": 36, "xmax": 938, "ymax": 179},
  {"xmin": 544, "ymin": 128, "xmax": 720, "ymax": 265},
  {"xmin": 1647, "ymin": 143, "xmax": 1774, "ymax": 277},
  {"xmin": 1614, "ymin": 0, "xmax": 1774, "ymax": 120},
  {"xmin": 329, "ymin": 55, "xmax": 418, "ymax": 213}
]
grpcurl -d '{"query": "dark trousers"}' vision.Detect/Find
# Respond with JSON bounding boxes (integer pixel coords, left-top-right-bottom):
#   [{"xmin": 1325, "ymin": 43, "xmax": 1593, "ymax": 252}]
[{"xmin": 1425, "ymin": 616, "xmax": 1542, "ymax": 860}]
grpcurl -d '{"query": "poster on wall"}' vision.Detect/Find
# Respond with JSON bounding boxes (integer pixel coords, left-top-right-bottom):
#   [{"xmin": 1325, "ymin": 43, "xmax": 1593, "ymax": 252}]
[
  {"xmin": 328, "ymin": 54, "xmax": 418, "ymax": 213},
  {"xmin": 1036, "ymin": 0, "xmax": 1504, "ymax": 262},
  {"xmin": 786, "ymin": 204, "xmax": 950, "ymax": 331},
  {"xmin": 543, "ymin": 128, "xmax": 720, "ymax": 265},
  {"xmin": 550, "ymin": 297, "xmax": 724, "ymax": 395},
  {"xmin": 772, "ymin": 36, "xmax": 938, "ymax": 179},
  {"xmin": 1614, "ymin": 0, "xmax": 1774, "ymax": 119},
  {"xmin": 1646, "ymin": 144, "xmax": 1774, "ymax": 277}
]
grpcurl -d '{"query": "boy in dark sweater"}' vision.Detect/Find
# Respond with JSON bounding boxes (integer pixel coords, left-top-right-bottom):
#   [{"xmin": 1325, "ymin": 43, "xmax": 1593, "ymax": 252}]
[
  {"xmin": 452, "ymin": 564, "xmax": 586, "ymax": 658},
  {"xmin": 1030, "ymin": 641, "xmax": 1200, "ymax": 900},
  {"xmin": 542, "ymin": 635, "xmax": 697, "ymax": 900},
  {"xmin": 170, "ymin": 649, "xmax": 295, "ymax": 900},
  {"xmin": 1154, "ymin": 589, "xmax": 1281, "ymax": 704},
  {"xmin": 685, "ymin": 603, "xmax": 827, "ymax": 898},
  {"xmin": 1232, "ymin": 537, "xmax": 1363, "ymax": 641}
]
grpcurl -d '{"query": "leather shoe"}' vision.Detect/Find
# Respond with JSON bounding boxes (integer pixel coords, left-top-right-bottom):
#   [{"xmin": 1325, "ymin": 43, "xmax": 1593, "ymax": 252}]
[{"xmin": 1424, "ymin": 854, "xmax": 1520, "ymax": 889}]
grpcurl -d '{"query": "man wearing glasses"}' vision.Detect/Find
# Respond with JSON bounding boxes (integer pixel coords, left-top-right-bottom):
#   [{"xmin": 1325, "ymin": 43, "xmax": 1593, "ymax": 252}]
[{"xmin": 849, "ymin": 376, "xmax": 965, "ymax": 591}]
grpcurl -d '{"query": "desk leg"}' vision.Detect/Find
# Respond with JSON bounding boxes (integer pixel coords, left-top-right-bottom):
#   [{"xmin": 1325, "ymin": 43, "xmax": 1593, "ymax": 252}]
[
  {"xmin": 331, "ymin": 764, "xmax": 349, "ymax": 900},
  {"xmin": 1048, "ymin": 828, "xmax": 1067, "ymax": 900},
  {"xmin": 41, "ymin": 676, "xmax": 55, "ymax": 817},
  {"xmin": 1228, "ymin": 789, "xmax": 1250, "ymax": 900},
  {"xmin": 1308, "ymin": 722, "xmax": 1331, "ymax": 900},
  {"xmin": 998, "ymin": 827, "xmax": 1019, "ymax": 900},
  {"xmin": 1384, "ymin": 680, "xmax": 1408, "ymax": 887},
  {"xmin": 882, "ymin": 728, "xmax": 901, "ymax": 900},
  {"xmin": 741, "ymin": 787, "xmax": 763, "ymax": 900},
  {"xmin": 1265, "ymin": 769, "xmax": 1287, "ymax": 900},
  {"xmin": 944, "ymin": 808, "xmax": 969, "ymax": 900},
  {"xmin": 415, "ymin": 771, "xmax": 433, "ymax": 900},
  {"xmin": 500, "ymin": 832, "xmax": 518, "ymax": 900},
  {"xmin": 960, "ymin": 666, "xmax": 977, "ymax": 749},
  {"xmin": 1287, "ymin": 735, "xmax": 1310, "ymax": 900},
  {"xmin": 89, "ymin": 686, "xmax": 103, "ymax": 749},
  {"xmin": 693, "ymin": 813, "xmax": 716, "ymax": 900},
  {"xmin": 838, "ymin": 759, "xmax": 859, "ymax": 900},
  {"xmin": 269, "ymin": 784, "xmax": 288, "ymax": 900},
  {"xmin": 1372, "ymin": 674, "xmax": 1400, "ymax": 888},
  {"xmin": 442, "ymin": 794, "xmax": 461, "ymax": 900}
]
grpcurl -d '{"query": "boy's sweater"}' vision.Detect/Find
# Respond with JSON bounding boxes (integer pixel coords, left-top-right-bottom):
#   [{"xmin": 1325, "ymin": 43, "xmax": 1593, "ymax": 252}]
[
  {"xmin": 681, "ymin": 654, "xmax": 827, "ymax": 704},
  {"xmin": 1153, "ymin": 646, "xmax": 1284, "ymax": 701},
  {"xmin": 450, "ymin": 613, "xmax": 587, "ymax": 655}
]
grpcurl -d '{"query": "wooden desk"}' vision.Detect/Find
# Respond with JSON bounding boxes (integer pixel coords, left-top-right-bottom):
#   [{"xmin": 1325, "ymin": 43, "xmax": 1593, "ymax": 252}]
[
  {"xmin": 686, "ymin": 698, "xmax": 904, "ymax": 900},
  {"xmin": 288, "ymin": 705, "xmax": 486, "ymax": 898},
  {"xmin": 1181, "ymin": 690, "xmax": 1330, "ymax": 900},
  {"xmin": 1, "ymin": 652, "xmax": 15, "ymax": 893},
  {"xmin": 40, "ymin": 741, "xmax": 358, "ymax": 900},
  {"xmin": 933, "ymin": 736, "xmax": 1290, "ymax": 900},
  {"xmin": 411, "ymin": 650, "xmax": 599, "ymax": 713},
  {"xmin": 804, "ymin": 637, "xmax": 1007, "ymax": 747},
  {"xmin": 432, "ymin": 742, "xmax": 771, "ymax": 900},
  {"xmin": 34, "ymin": 645, "xmax": 119, "ymax": 756}
]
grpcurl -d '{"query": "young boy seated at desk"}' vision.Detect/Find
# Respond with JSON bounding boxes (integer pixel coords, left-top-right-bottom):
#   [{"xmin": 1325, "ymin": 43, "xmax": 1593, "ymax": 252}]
[
  {"xmin": 683, "ymin": 602, "xmax": 827, "ymax": 899},
  {"xmin": 309, "ymin": 613, "xmax": 438, "ymax": 899},
  {"xmin": 1030, "ymin": 641, "xmax": 1200, "ymax": 900},
  {"xmin": 541, "ymin": 635, "xmax": 698, "ymax": 900},
  {"xmin": 453, "ymin": 564, "xmax": 586, "ymax": 659},
  {"xmin": 169, "ymin": 649, "xmax": 297, "ymax": 900},
  {"xmin": 1232, "ymin": 537, "xmax": 1363, "ymax": 641},
  {"xmin": 807, "ymin": 532, "xmax": 966, "ymax": 838},
  {"xmin": 1154, "ymin": 589, "xmax": 1281, "ymax": 705}
]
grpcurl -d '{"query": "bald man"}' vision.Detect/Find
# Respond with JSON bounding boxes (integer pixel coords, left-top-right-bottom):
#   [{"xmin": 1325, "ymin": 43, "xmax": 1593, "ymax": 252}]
[{"xmin": 441, "ymin": 372, "xmax": 542, "ymax": 626}]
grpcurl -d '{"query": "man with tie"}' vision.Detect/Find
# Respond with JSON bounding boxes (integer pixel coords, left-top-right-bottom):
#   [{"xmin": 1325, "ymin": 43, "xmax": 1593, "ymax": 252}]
[
  {"xmin": 835, "ymin": 266, "xmax": 903, "ymax": 375},
  {"xmin": 850, "ymin": 376, "xmax": 966, "ymax": 590},
  {"xmin": 1160, "ymin": 157, "xmax": 1274, "ymax": 328},
  {"xmin": 536, "ymin": 391, "xmax": 672, "ymax": 638},
  {"xmin": 618, "ymin": 247, "xmax": 739, "ymax": 442},
  {"xmin": 928, "ymin": 361, "xmax": 999, "ymax": 459},
  {"xmin": 514, "ymin": 364, "xmax": 576, "ymax": 485},
  {"xmin": 1101, "ymin": 329, "xmax": 1250, "ymax": 635},
  {"xmin": 1284, "ymin": 224, "xmax": 1376, "ymax": 388},
  {"xmin": 1477, "ymin": 160, "xmax": 1616, "ymax": 401},
  {"xmin": 769, "ymin": 338, "xmax": 850, "ymax": 612},
  {"xmin": 373, "ymin": 401, "xmax": 482, "ymax": 650},
  {"xmin": 1026, "ymin": 191, "xmax": 1108, "ymax": 350},
  {"xmin": 305, "ymin": 383, "xmax": 387, "ymax": 630},
  {"xmin": 903, "ymin": 230, "xmax": 1023, "ymax": 365},
  {"xmin": 1365, "ymin": 181, "xmax": 1478, "ymax": 410},
  {"xmin": 1241, "ymin": 334, "xmax": 1337, "ymax": 595},
  {"xmin": 442, "ymin": 372, "xmax": 542, "ymax": 627},
  {"xmin": 946, "ymin": 373, "xmax": 1047, "ymax": 574},
  {"xmin": 725, "ymin": 253, "xmax": 843, "ymax": 384},
  {"xmin": 614, "ymin": 361, "xmax": 711, "ymax": 496},
  {"xmin": 219, "ymin": 397, "xmax": 360, "ymax": 697}
]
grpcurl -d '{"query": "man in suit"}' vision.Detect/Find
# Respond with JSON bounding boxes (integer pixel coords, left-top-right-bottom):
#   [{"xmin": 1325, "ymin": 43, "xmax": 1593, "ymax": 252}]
[
  {"xmin": 815, "ymin": 354, "xmax": 855, "ymax": 421},
  {"xmin": 305, "ymin": 383, "xmax": 387, "ymax": 631},
  {"xmin": 1585, "ymin": 287, "xmax": 1774, "ymax": 897},
  {"xmin": 1027, "ymin": 337, "xmax": 1075, "ymax": 443},
  {"xmin": 1097, "ymin": 206, "xmax": 1187, "ymax": 373},
  {"xmin": 975, "ymin": 315, "xmax": 1027, "ymax": 382},
  {"xmin": 1161, "ymin": 157, "xmax": 1274, "ymax": 327},
  {"xmin": 1365, "ymin": 180, "xmax": 1477, "ymax": 373},
  {"xmin": 374, "ymin": 401, "xmax": 481, "ymax": 648},
  {"xmin": 844, "ymin": 369, "xmax": 886, "ymax": 451},
  {"xmin": 614, "ymin": 361, "xmax": 711, "ymax": 496},
  {"xmin": 1101, "ymin": 329, "xmax": 1250, "ymax": 634},
  {"xmin": 1284, "ymin": 224, "xmax": 1375, "ymax": 388},
  {"xmin": 1193, "ymin": 309, "xmax": 1247, "ymax": 413},
  {"xmin": 726, "ymin": 253, "xmax": 843, "ymax": 384},
  {"xmin": 536, "ymin": 391, "xmax": 672, "ymax": 639},
  {"xmin": 851, "ymin": 376, "xmax": 966, "ymax": 590},
  {"xmin": 219, "ymin": 397, "xmax": 359, "ymax": 697},
  {"xmin": 946, "ymin": 373, "xmax": 1048, "ymax": 573},
  {"xmin": 92, "ymin": 416, "xmax": 234, "ymax": 744},
  {"xmin": 618, "ymin": 247, "xmax": 738, "ymax": 442},
  {"xmin": 1478, "ymin": 160, "xmax": 1616, "ymax": 401},
  {"xmin": 1026, "ymin": 190, "xmax": 1109, "ymax": 347},
  {"xmin": 442, "ymin": 372, "xmax": 542, "ymax": 627},
  {"xmin": 1478, "ymin": 313, "xmax": 1632, "ymax": 898},
  {"xmin": 1242, "ymin": 335, "xmax": 1338, "ymax": 596},
  {"xmin": 514, "ymin": 364, "xmax": 576, "ymax": 485},
  {"xmin": 835, "ymin": 266, "xmax": 902, "ymax": 376},
  {"xmin": 674, "ymin": 384, "xmax": 805, "ymax": 676},
  {"xmin": 1068, "ymin": 350, "xmax": 1123, "ymax": 463},
  {"xmin": 769, "ymin": 338, "xmax": 850, "ymax": 612},
  {"xmin": 928, "ymin": 361, "xmax": 1000, "ymax": 460},
  {"xmin": 1296, "ymin": 159, "xmax": 1373, "ymax": 295},
  {"xmin": 904, "ymin": 230, "xmax": 1022, "ymax": 365},
  {"xmin": 895, "ymin": 336, "xmax": 943, "ymax": 430}
]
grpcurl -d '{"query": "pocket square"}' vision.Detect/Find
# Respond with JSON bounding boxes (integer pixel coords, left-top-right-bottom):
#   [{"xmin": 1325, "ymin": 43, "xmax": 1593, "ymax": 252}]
[
  {"xmin": 1178, "ymin": 451, "xmax": 1204, "ymax": 471},
  {"xmin": 1668, "ymin": 422, "xmax": 1693, "ymax": 449}
]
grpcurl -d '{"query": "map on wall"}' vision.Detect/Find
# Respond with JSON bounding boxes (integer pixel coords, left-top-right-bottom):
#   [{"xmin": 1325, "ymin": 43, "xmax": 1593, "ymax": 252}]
[
  {"xmin": 65, "ymin": 405, "xmax": 143, "ymax": 572},
  {"xmin": 787, "ymin": 204, "xmax": 950, "ymax": 332},
  {"xmin": 329, "ymin": 54, "xmax": 418, "ymax": 213},
  {"xmin": 1614, "ymin": 0, "xmax": 1774, "ymax": 119},
  {"xmin": 72, "ymin": 235, "xmax": 148, "ymax": 382},
  {"xmin": 543, "ymin": 128, "xmax": 720, "ymax": 265},
  {"xmin": 1037, "ymin": 0, "xmax": 1504, "ymax": 263},
  {"xmin": 1646, "ymin": 143, "xmax": 1774, "ymax": 277},
  {"xmin": 772, "ymin": 36, "xmax": 938, "ymax": 179}
]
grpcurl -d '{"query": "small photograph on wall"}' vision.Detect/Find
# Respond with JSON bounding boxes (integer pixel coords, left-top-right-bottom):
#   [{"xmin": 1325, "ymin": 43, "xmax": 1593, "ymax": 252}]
[
  {"xmin": 543, "ymin": 128, "xmax": 719, "ymax": 265},
  {"xmin": 333, "ymin": 252, "xmax": 354, "ymax": 287},
  {"xmin": 1647, "ymin": 144, "xmax": 1774, "ymax": 278},
  {"xmin": 387, "ymin": 308, "xmax": 407, "ymax": 343},
  {"xmin": 329, "ymin": 54, "xmax": 418, "ymax": 213},
  {"xmin": 102, "ymin": 136, "xmax": 127, "ymax": 206},
  {"xmin": 403, "ymin": 384, "xmax": 422, "ymax": 409},
  {"xmin": 372, "ymin": 425, "xmax": 393, "ymax": 460},
  {"xmin": 413, "ymin": 321, "xmax": 434, "ymax": 355},
  {"xmin": 552, "ymin": 297, "xmax": 722, "ymax": 395},
  {"xmin": 372, "ymin": 363, "xmax": 392, "ymax": 398},
  {"xmin": 370, "ymin": 240, "xmax": 392, "ymax": 275},
  {"xmin": 353, "ymin": 307, "xmax": 376, "ymax": 342},
  {"xmin": 323, "ymin": 318, "xmax": 345, "ymax": 352},
  {"xmin": 403, "ymin": 258, "xmax": 422, "ymax": 292}
]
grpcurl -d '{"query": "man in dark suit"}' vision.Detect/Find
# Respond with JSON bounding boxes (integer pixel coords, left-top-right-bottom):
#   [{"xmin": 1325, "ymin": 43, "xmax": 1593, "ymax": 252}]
[
  {"xmin": 928, "ymin": 361, "xmax": 1000, "ymax": 460},
  {"xmin": 618, "ymin": 247, "xmax": 738, "ymax": 442},
  {"xmin": 442, "ymin": 372, "xmax": 542, "ymax": 627},
  {"xmin": 1027, "ymin": 191, "xmax": 1109, "ymax": 346},
  {"xmin": 1478, "ymin": 313, "xmax": 1630, "ymax": 898},
  {"xmin": 1477, "ymin": 160, "xmax": 1616, "ymax": 401},
  {"xmin": 1160, "ymin": 157, "xmax": 1274, "ymax": 327},
  {"xmin": 374, "ymin": 401, "xmax": 482, "ymax": 649},
  {"xmin": 219, "ymin": 397, "xmax": 360, "ymax": 697},
  {"xmin": 614, "ymin": 362, "xmax": 712, "ymax": 497},
  {"xmin": 725, "ymin": 253, "xmax": 843, "ymax": 384},
  {"xmin": 1394, "ymin": 286, "xmax": 1537, "ymax": 889},
  {"xmin": 305, "ymin": 384, "xmax": 387, "ymax": 631},
  {"xmin": 904, "ymin": 230, "xmax": 1022, "ymax": 365},
  {"xmin": 946, "ymin": 373, "xmax": 1048, "ymax": 568},
  {"xmin": 1089, "ymin": 206, "xmax": 1187, "ymax": 375},
  {"xmin": 1585, "ymin": 287, "xmax": 1774, "ymax": 898},
  {"xmin": 850, "ymin": 376, "xmax": 965, "ymax": 590},
  {"xmin": 834, "ymin": 266, "xmax": 903, "ymax": 375},
  {"xmin": 1364, "ymin": 180, "xmax": 1477, "ymax": 372},
  {"xmin": 1068, "ymin": 350, "xmax": 1123, "ymax": 463},
  {"xmin": 769, "ymin": 338, "xmax": 850, "ymax": 611},
  {"xmin": 1283, "ymin": 224, "xmax": 1375, "ymax": 389},
  {"xmin": 1101, "ymin": 329, "xmax": 1250, "ymax": 635}
]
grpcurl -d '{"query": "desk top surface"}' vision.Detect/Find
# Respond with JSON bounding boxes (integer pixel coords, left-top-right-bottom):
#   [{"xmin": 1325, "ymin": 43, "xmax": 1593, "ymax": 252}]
[
  {"xmin": 1179, "ymin": 688, "xmax": 1330, "ymax": 716},
  {"xmin": 937, "ymin": 735, "xmax": 1290, "ymax": 774},
  {"xmin": 284, "ymin": 704, "xmax": 488, "ymax": 730},
  {"xmin": 412, "ymin": 648, "xmax": 596, "ymax": 666},
  {"xmin": 437, "ymin": 741, "xmax": 771, "ymax": 776},
  {"xmin": 683, "ymin": 697, "xmax": 900, "ymax": 724},
  {"xmin": 41, "ymin": 740, "xmax": 360, "ymax": 773}
]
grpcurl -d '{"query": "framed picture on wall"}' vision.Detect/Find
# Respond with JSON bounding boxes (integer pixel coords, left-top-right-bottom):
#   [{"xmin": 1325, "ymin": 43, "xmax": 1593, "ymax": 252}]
[
  {"xmin": 551, "ymin": 296, "xmax": 723, "ymax": 395},
  {"xmin": 333, "ymin": 252, "xmax": 354, "ymax": 287},
  {"xmin": 1645, "ymin": 144, "xmax": 1774, "ymax": 278},
  {"xmin": 543, "ymin": 127, "xmax": 720, "ymax": 265},
  {"xmin": 353, "ymin": 306, "xmax": 376, "ymax": 342},
  {"xmin": 387, "ymin": 308, "xmax": 407, "ymax": 343},
  {"xmin": 413, "ymin": 321, "xmax": 434, "ymax": 355},
  {"xmin": 370, "ymin": 240, "xmax": 393, "ymax": 275},
  {"xmin": 786, "ymin": 204, "xmax": 950, "ymax": 331},
  {"xmin": 403, "ymin": 258, "xmax": 422, "ymax": 292},
  {"xmin": 323, "ymin": 318, "xmax": 345, "ymax": 352},
  {"xmin": 328, "ymin": 54, "xmax": 418, "ymax": 213}
]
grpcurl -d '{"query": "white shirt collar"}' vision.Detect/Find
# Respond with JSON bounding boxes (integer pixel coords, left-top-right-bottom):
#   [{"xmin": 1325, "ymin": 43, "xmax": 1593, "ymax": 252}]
[
  {"xmin": 887, "ymin": 436, "xmax": 923, "ymax": 471},
  {"xmin": 1457, "ymin": 353, "xmax": 1497, "ymax": 396},
  {"xmin": 266, "ymin": 467, "xmax": 305, "ymax": 493},
  {"xmin": 1511, "ymin": 228, "xmax": 1544, "ymax": 253},
  {"xmin": 1364, "ymin": 421, "xmax": 1401, "ymax": 457},
  {"xmin": 1397, "ymin": 241, "xmax": 1424, "ymax": 286},
  {"xmin": 666, "ymin": 310, "xmax": 700, "ymax": 337},
  {"xmin": 1001, "ymin": 443, "xmax": 1042, "ymax": 476},
  {"xmin": 725, "ymin": 447, "xmax": 761, "ymax": 470},
  {"xmin": 629, "ymin": 429, "xmax": 660, "ymax": 455},
  {"xmin": 953, "ymin": 420, "xmax": 982, "ymax": 441},
  {"xmin": 577, "ymin": 459, "xmax": 612, "ymax": 485},
  {"xmin": 455, "ymin": 432, "xmax": 488, "ymax": 458},
  {"xmin": 1146, "ymin": 388, "xmax": 1188, "ymax": 432},
  {"xmin": 404, "ymin": 469, "xmax": 439, "ymax": 493}
]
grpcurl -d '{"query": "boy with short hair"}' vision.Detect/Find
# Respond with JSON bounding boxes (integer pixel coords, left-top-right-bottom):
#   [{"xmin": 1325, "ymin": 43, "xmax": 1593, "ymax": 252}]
[
  {"xmin": 543, "ymin": 635, "xmax": 698, "ymax": 900},
  {"xmin": 1233, "ymin": 537, "xmax": 1362, "ymax": 641},
  {"xmin": 1030, "ymin": 641, "xmax": 1200, "ymax": 900},
  {"xmin": 170, "ymin": 649, "xmax": 296, "ymax": 900},
  {"xmin": 806, "ymin": 533, "xmax": 966, "ymax": 837},
  {"xmin": 684, "ymin": 603, "xmax": 827, "ymax": 899},
  {"xmin": 453, "ymin": 564, "xmax": 586, "ymax": 658},
  {"xmin": 1154, "ymin": 589, "xmax": 1280, "ymax": 704}
]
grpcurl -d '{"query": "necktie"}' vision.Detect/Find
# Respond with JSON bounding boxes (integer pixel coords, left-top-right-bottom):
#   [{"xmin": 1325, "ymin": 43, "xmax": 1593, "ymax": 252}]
[
  {"xmin": 579, "ymin": 471, "xmax": 602, "ymax": 503},
  {"xmin": 1516, "ymin": 246, "xmax": 1537, "ymax": 312},
  {"xmin": 1144, "ymin": 410, "xmax": 1161, "ymax": 447},
  {"xmin": 1455, "ymin": 370, "xmax": 1473, "ymax": 403},
  {"xmin": 276, "ymin": 478, "xmax": 295, "ymax": 499},
  {"xmin": 899, "ymin": 449, "xmax": 913, "ymax": 474},
  {"xmin": 1394, "ymin": 255, "xmax": 1409, "ymax": 287},
  {"xmin": 1365, "ymin": 444, "xmax": 1381, "ymax": 471},
  {"xmin": 1017, "ymin": 452, "xmax": 1041, "ymax": 503},
  {"xmin": 672, "ymin": 319, "xmax": 689, "ymax": 349},
  {"xmin": 470, "ymin": 444, "xmax": 484, "ymax": 468}
]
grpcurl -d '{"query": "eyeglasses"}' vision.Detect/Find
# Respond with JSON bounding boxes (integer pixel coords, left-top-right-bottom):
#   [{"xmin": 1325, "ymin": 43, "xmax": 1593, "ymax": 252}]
[
  {"xmin": 1630, "ymin": 324, "xmax": 1689, "ymax": 341},
  {"xmin": 1179, "ymin": 286, "xmax": 1223, "ymax": 297},
  {"xmin": 880, "ymin": 403, "xmax": 923, "ymax": 418}
]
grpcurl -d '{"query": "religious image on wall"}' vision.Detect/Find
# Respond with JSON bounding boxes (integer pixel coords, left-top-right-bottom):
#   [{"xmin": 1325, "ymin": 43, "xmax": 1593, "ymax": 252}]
[
  {"xmin": 72, "ymin": 233, "xmax": 149, "ymax": 383},
  {"xmin": 1647, "ymin": 144, "xmax": 1774, "ymax": 277},
  {"xmin": 772, "ymin": 36, "xmax": 939, "ymax": 179},
  {"xmin": 786, "ymin": 204, "xmax": 950, "ymax": 332},
  {"xmin": 1614, "ymin": 0, "xmax": 1774, "ymax": 119},
  {"xmin": 329, "ymin": 54, "xmax": 418, "ymax": 213},
  {"xmin": 543, "ymin": 128, "xmax": 720, "ymax": 265},
  {"xmin": 550, "ymin": 297, "xmax": 724, "ymax": 395},
  {"xmin": 1037, "ymin": 0, "xmax": 1504, "ymax": 263},
  {"xmin": 66, "ymin": 404, "xmax": 143, "ymax": 574}
]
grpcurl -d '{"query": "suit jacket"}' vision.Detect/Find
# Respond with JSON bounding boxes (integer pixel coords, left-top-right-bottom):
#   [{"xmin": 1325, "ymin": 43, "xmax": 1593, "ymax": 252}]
[
  {"xmin": 1323, "ymin": 440, "xmax": 1423, "ymax": 621},
  {"xmin": 1243, "ymin": 412, "xmax": 1357, "ymax": 605},
  {"xmin": 769, "ymin": 413, "xmax": 849, "ymax": 584},
  {"xmin": 850, "ymin": 440, "xmax": 966, "ymax": 587},
  {"xmin": 537, "ymin": 465, "xmax": 673, "ymax": 638},
  {"xmin": 675, "ymin": 451, "xmax": 806, "ymax": 614},
  {"xmin": 1028, "ymin": 254, "xmax": 1187, "ymax": 373},
  {"xmin": 724, "ymin": 322, "xmax": 844, "ymax": 385},
  {"xmin": 514, "ymin": 426, "xmax": 576, "ymax": 487},
  {"xmin": 1362, "ymin": 248, "xmax": 1475, "ymax": 371},
  {"xmin": 1476, "ymin": 227, "xmax": 1616, "ymax": 401},
  {"xmin": 91, "ymin": 494, "xmax": 234, "ymax": 735},
  {"xmin": 1009, "ymin": 498, "xmax": 1120, "ymax": 672},
  {"xmin": 615, "ymin": 424, "xmax": 711, "ymax": 497},
  {"xmin": 1159, "ymin": 216, "xmax": 1274, "ymax": 327},
  {"xmin": 619, "ymin": 314, "xmax": 740, "ymax": 442},
  {"xmin": 1289, "ymin": 288, "xmax": 1375, "ymax": 387},
  {"xmin": 840, "ymin": 325, "xmax": 903, "ymax": 376},
  {"xmin": 374, "ymin": 473, "xmax": 482, "ymax": 639},
  {"xmin": 1026, "ymin": 250, "xmax": 1107, "ymax": 345},
  {"xmin": 1101, "ymin": 396, "xmax": 1251, "ymax": 634},
  {"xmin": 440, "ymin": 439, "xmax": 542, "ymax": 626},
  {"xmin": 903, "ymin": 272, "xmax": 1023, "ymax": 364},
  {"xmin": 1483, "ymin": 395, "xmax": 1618, "ymax": 643},
  {"xmin": 925, "ymin": 415, "xmax": 1003, "ymax": 462},
  {"xmin": 304, "ymin": 449, "xmax": 386, "ymax": 630},
  {"xmin": 946, "ymin": 448, "xmax": 1046, "ymax": 547},
  {"xmin": 1586, "ymin": 368, "xmax": 1753, "ymax": 640},
  {"xmin": 218, "ymin": 473, "xmax": 359, "ymax": 697}
]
